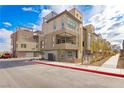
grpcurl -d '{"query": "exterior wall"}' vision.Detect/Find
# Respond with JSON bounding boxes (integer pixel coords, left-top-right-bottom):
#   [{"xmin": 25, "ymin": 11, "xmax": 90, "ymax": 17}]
[
  {"xmin": 41, "ymin": 8, "xmax": 83, "ymax": 63},
  {"xmin": 11, "ymin": 28, "xmax": 40, "ymax": 58},
  {"xmin": 58, "ymin": 50, "xmax": 77, "ymax": 62},
  {"xmin": 17, "ymin": 29, "xmax": 35, "ymax": 42},
  {"xmin": 69, "ymin": 8, "xmax": 82, "ymax": 21},
  {"xmin": 64, "ymin": 14, "xmax": 80, "ymax": 32},
  {"xmin": 43, "ymin": 12, "xmax": 57, "ymax": 22},
  {"xmin": 16, "ymin": 51, "xmax": 38, "ymax": 58},
  {"xmin": 11, "ymin": 32, "xmax": 17, "ymax": 54},
  {"xmin": 43, "ymin": 50, "xmax": 58, "ymax": 60},
  {"xmin": 42, "ymin": 14, "xmax": 63, "ymax": 34},
  {"xmin": 77, "ymin": 24, "xmax": 83, "ymax": 63},
  {"xmin": 16, "ymin": 41, "xmax": 38, "ymax": 51},
  {"xmin": 42, "ymin": 13, "xmax": 80, "ymax": 34},
  {"xmin": 83, "ymin": 24, "xmax": 94, "ymax": 53},
  {"xmin": 43, "ymin": 50, "xmax": 77, "ymax": 62}
]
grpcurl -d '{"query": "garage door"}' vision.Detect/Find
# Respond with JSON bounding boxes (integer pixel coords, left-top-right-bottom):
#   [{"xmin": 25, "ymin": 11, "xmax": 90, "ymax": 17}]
[{"xmin": 26, "ymin": 52, "xmax": 34, "ymax": 57}]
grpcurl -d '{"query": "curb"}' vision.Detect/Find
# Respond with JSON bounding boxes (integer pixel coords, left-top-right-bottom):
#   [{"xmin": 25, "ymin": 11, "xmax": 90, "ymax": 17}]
[{"xmin": 33, "ymin": 61, "xmax": 124, "ymax": 78}]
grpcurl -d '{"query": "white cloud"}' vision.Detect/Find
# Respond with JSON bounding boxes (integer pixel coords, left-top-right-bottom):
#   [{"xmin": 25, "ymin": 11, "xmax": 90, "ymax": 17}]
[
  {"xmin": 88, "ymin": 5, "xmax": 124, "ymax": 48},
  {"xmin": 0, "ymin": 28, "xmax": 13, "ymax": 51},
  {"xmin": 40, "ymin": 5, "xmax": 74, "ymax": 18},
  {"xmin": 41, "ymin": 9, "xmax": 52, "ymax": 17},
  {"xmin": 50, "ymin": 5, "xmax": 74, "ymax": 13},
  {"xmin": 22, "ymin": 7, "xmax": 33, "ymax": 11},
  {"xmin": 22, "ymin": 7, "xmax": 39, "ymax": 13},
  {"xmin": 31, "ymin": 23, "xmax": 41, "ymax": 31},
  {"xmin": 3, "ymin": 22, "xmax": 12, "ymax": 27}
]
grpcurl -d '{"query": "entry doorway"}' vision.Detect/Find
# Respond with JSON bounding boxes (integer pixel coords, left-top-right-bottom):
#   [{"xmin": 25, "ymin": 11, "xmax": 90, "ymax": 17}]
[{"xmin": 48, "ymin": 53, "xmax": 55, "ymax": 61}]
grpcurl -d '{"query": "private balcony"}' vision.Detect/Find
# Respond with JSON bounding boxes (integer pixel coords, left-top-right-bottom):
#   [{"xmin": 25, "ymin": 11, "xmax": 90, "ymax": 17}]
[{"xmin": 55, "ymin": 43, "xmax": 78, "ymax": 50}]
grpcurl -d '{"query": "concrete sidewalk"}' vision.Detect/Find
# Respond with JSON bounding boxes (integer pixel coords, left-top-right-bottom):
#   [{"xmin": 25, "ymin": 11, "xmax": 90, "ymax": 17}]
[
  {"xmin": 101, "ymin": 54, "xmax": 120, "ymax": 68},
  {"xmin": 33, "ymin": 59, "xmax": 124, "ymax": 75}
]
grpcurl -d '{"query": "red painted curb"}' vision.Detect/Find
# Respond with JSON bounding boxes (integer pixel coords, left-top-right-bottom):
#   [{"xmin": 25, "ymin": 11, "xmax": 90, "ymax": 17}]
[{"xmin": 33, "ymin": 61, "xmax": 124, "ymax": 78}]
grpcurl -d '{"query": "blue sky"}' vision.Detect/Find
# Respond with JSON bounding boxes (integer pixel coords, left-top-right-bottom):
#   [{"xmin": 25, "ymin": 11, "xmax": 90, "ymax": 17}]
[{"xmin": 0, "ymin": 5, "xmax": 124, "ymax": 51}]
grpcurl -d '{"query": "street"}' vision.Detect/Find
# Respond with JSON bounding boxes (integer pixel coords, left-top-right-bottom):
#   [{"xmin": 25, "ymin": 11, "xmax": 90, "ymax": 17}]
[{"xmin": 0, "ymin": 60, "xmax": 124, "ymax": 88}]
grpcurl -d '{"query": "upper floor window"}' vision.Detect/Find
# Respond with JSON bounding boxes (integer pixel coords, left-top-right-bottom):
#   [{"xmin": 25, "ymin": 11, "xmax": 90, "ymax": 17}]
[
  {"xmin": 76, "ymin": 14, "xmax": 78, "ymax": 18},
  {"xmin": 41, "ymin": 41, "xmax": 44, "ymax": 48},
  {"xmin": 61, "ymin": 16, "xmax": 64, "ymax": 29},
  {"xmin": 68, "ymin": 51, "xmax": 72, "ymax": 57},
  {"xmin": 36, "ymin": 45, "xmax": 38, "ymax": 48},
  {"xmin": 67, "ymin": 18, "xmax": 76, "ymax": 30},
  {"xmin": 80, "ymin": 17, "xmax": 82, "ymax": 20},
  {"xmin": 53, "ymin": 20, "xmax": 56, "ymax": 31},
  {"xmin": 21, "ymin": 44, "xmax": 26, "ymax": 48}
]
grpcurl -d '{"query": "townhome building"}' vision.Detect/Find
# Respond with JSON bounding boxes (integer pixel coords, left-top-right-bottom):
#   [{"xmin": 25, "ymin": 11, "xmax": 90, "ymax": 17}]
[
  {"xmin": 11, "ymin": 8, "xmax": 113, "ymax": 64},
  {"xmin": 83, "ymin": 24, "xmax": 94, "ymax": 56},
  {"xmin": 83, "ymin": 24, "xmax": 112, "ymax": 64},
  {"xmin": 11, "ymin": 27, "xmax": 40, "ymax": 57},
  {"xmin": 39, "ymin": 8, "xmax": 83, "ymax": 62}
]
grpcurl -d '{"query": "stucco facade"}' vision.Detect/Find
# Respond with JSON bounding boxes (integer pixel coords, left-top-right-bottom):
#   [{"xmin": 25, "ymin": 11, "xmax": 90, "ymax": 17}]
[
  {"xmin": 11, "ymin": 27, "xmax": 40, "ymax": 58},
  {"xmin": 40, "ymin": 8, "xmax": 83, "ymax": 62}
]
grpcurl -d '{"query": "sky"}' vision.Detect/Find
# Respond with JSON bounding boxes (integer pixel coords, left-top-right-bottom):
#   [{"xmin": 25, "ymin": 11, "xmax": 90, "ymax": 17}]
[{"xmin": 0, "ymin": 5, "xmax": 124, "ymax": 51}]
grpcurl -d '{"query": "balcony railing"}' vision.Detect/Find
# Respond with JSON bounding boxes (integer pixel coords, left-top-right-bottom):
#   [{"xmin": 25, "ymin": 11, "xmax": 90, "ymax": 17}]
[{"xmin": 55, "ymin": 43, "xmax": 78, "ymax": 50}]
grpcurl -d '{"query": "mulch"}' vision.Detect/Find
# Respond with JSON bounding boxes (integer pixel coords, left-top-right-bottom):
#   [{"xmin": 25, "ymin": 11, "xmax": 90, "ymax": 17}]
[
  {"xmin": 117, "ymin": 56, "xmax": 124, "ymax": 69},
  {"xmin": 90, "ymin": 56, "xmax": 111, "ymax": 66}
]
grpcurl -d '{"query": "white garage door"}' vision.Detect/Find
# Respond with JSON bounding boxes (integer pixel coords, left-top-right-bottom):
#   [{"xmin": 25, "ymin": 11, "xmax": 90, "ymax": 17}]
[{"xmin": 26, "ymin": 52, "xmax": 34, "ymax": 57}]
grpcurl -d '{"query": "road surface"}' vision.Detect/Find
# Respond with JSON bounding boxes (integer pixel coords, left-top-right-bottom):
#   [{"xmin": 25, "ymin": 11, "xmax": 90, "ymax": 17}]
[{"xmin": 0, "ymin": 60, "xmax": 124, "ymax": 88}]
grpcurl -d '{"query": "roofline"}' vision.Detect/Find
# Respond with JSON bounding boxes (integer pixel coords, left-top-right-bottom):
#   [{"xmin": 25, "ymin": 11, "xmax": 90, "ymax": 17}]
[
  {"xmin": 69, "ymin": 8, "xmax": 82, "ymax": 16},
  {"xmin": 46, "ymin": 10, "xmax": 82, "ymax": 23}
]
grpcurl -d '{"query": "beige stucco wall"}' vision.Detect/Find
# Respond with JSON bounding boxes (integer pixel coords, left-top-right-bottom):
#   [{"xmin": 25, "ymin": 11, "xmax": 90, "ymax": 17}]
[
  {"xmin": 16, "ymin": 41, "xmax": 38, "ymax": 51},
  {"xmin": 41, "ymin": 9, "xmax": 83, "ymax": 62},
  {"xmin": 69, "ymin": 8, "xmax": 82, "ymax": 21},
  {"xmin": 42, "ymin": 13, "xmax": 80, "ymax": 34},
  {"xmin": 16, "ymin": 29, "xmax": 35, "ymax": 42}
]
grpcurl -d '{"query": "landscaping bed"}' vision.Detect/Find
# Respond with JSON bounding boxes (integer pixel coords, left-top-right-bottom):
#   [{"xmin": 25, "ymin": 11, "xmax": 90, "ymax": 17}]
[
  {"xmin": 90, "ymin": 56, "xmax": 111, "ymax": 66},
  {"xmin": 117, "ymin": 56, "xmax": 124, "ymax": 69}
]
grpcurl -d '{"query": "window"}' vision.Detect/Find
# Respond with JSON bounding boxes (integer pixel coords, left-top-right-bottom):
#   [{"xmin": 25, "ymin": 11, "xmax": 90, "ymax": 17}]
[
  {"xmin": 76, "ymin": 14, "xmax": 78, "ymax": 18},
  {"xmin": 67, "ymin": 18, "xmax": 76, "ymax": 30},
  {"xmin": 21, "ymin": 44, "xmax": 23, "ymax": 48},
  {"xmin": 80, "ymin": 17, "xmax": 82, "ymax": 20},
  {"xmin": 41, "ymin": 41, "xmax": 44, "ymax": 48},
  {"xmin": 21, "ymin": 44, "xmax": 26, "ymax": 48},
  {"xmin": 24, "ymin": 44, "xmax": 26, "ymax": 48},
  {"xmin": 56, "ymin": 39, "xmax": 61, "ymax": 44},
  {"xmin": 53, "ymin": 20, "xmax": 56, "ymax": 31},
  {"xmin": 61, "ymin": 16, "xmax": 64, "ymax": 29},
  {"xmin": 36, "ymin": 45, "xmax": 38, "ymax": 48},
  {"xmin": 68, "ymin": 51, "xmax": 72, "ymax": 57},
  {"xmin": 83, "ymin": 41, "xmax": 84, "ymax": 47}
]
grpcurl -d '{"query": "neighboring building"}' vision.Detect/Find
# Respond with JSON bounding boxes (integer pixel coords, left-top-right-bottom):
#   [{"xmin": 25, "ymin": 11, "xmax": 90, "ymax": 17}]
[
  {"xmin": 83, "ymin": 24, "xmax": 94, "ymax": 56},
  {"xmin": 83, "ymin": 24, "xmax": 112, "ymax": 64},
  {"xmin": 11, "ymin": 27, "xmax": 40, "ymax": 58},
  {"xmin": 40, "ymin": 8, "xmax": 83, "ymax": 62}
]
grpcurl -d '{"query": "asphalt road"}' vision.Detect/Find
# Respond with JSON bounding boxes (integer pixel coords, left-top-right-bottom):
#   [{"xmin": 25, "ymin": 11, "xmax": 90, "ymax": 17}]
[
  {"xmin": 0, "ymin": 60, "xmax": 124, "ymax": 88},
  {"xmin": 0, "ymin": 60, "xmax": 34, "ymax": 69}
]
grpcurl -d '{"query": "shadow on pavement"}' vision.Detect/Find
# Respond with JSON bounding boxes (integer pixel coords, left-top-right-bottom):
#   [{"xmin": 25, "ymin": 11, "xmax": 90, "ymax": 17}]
[{"xmin": 0, "ymin": 60, "xmax": 35, "ymax": 69}]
